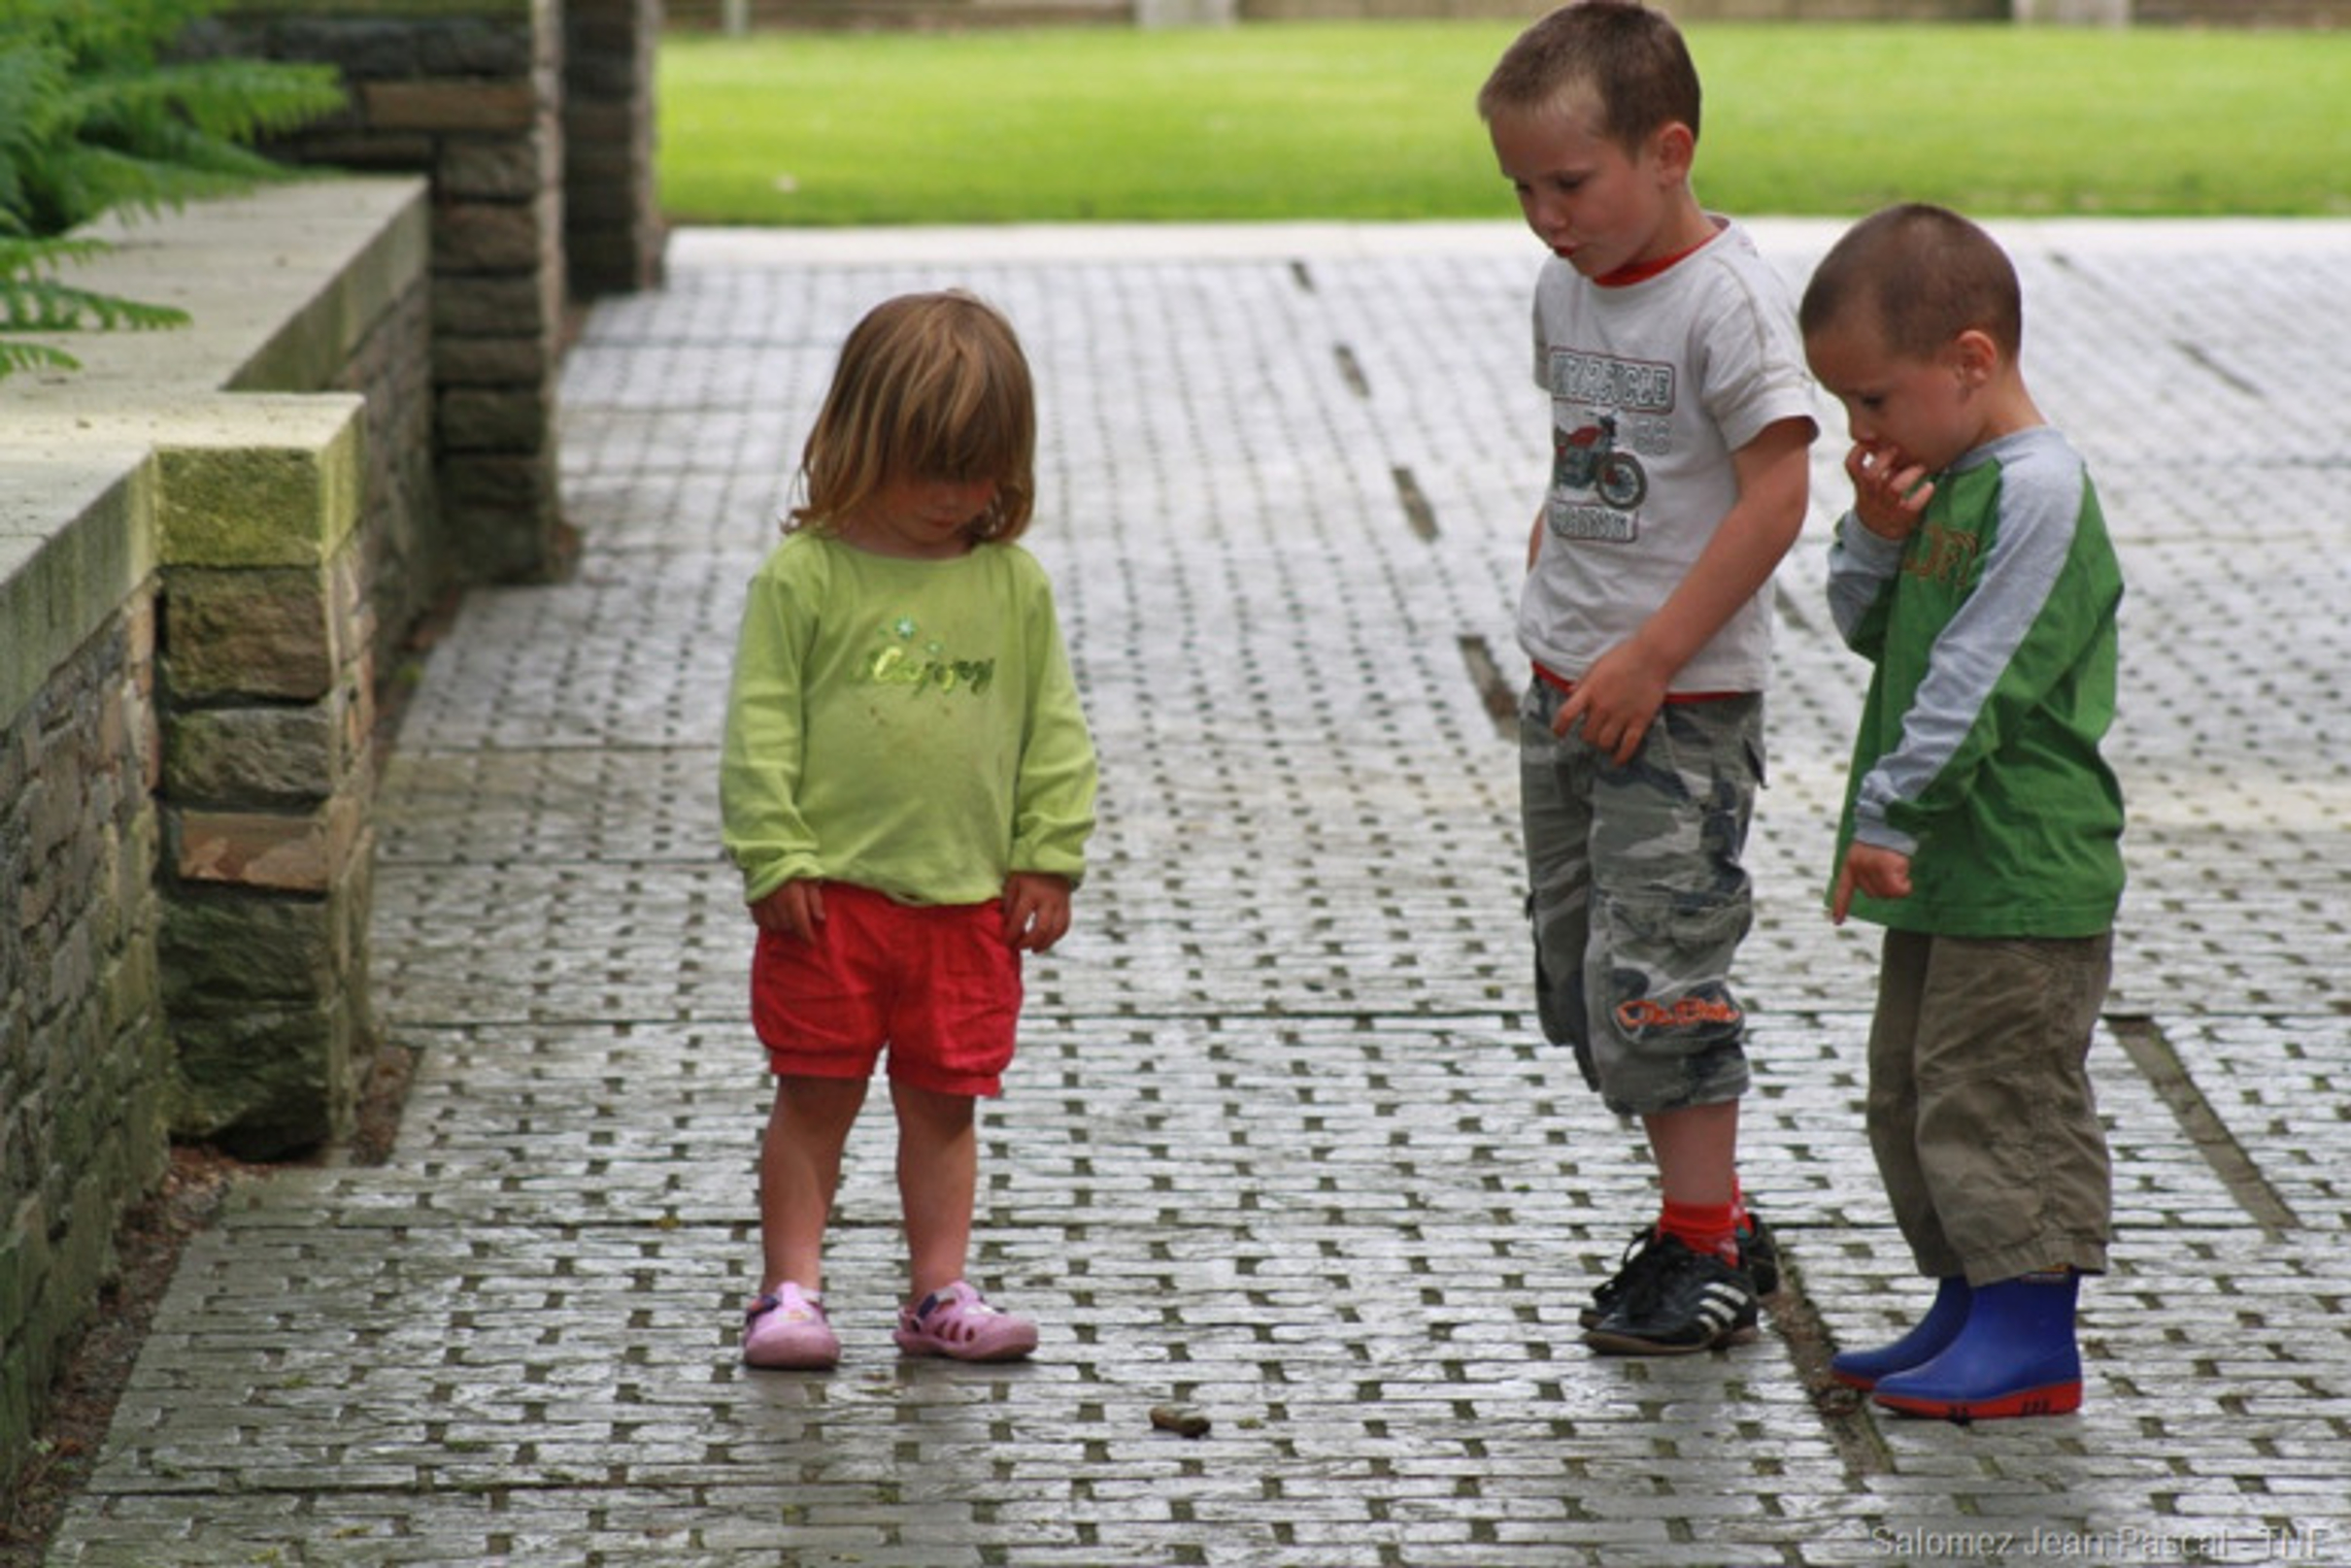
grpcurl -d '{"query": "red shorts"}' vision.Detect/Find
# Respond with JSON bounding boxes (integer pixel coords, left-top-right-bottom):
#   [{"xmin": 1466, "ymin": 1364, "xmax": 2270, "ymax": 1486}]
[{"xmin": 750, "ymin": 883, "xmax": 1023, "ymax": 1098}]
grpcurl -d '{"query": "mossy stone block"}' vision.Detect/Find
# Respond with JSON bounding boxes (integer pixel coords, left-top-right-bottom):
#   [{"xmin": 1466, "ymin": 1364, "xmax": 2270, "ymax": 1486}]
[{"xmin": 155, "ymin": 408, "xmax": 363, "ymax": 569}]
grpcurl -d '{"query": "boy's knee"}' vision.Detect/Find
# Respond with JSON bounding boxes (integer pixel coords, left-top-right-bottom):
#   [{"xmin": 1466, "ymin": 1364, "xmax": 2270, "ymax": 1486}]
[{"xmin": 1596, "ymin": 1037, "xmax": 1752, "ymax": 1118}]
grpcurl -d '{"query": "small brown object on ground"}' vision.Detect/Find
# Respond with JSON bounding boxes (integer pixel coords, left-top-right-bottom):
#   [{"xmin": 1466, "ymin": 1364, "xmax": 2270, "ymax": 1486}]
[{"xmin": 1149, "ymin": 1404, "xmax": 1212, "ymax": 1439}]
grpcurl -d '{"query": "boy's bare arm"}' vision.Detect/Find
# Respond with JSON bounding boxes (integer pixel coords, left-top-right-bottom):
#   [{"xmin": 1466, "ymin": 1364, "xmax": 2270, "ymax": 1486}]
[{"xmin": 1557, "ymin": 417, "xmax": 1814, "ymax": 762}]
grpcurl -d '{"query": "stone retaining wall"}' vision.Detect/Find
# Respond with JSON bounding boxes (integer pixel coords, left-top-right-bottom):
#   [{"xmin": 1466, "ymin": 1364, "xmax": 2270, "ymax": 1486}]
[
  {"xmin": 0, "ymin": 489, "xmax": 167, "ymax": 1490},
  {"xmin": 195, "ymin": 0, "xmax": 667, "ymax": 584},
  {"xmin": 197, "ymin": 0, "xmax": 571, "ymax": 585},
  {"xmin": 0, "ymin": 179, "xmax": 430, "ymax": 1493},
  {"xmin": 567, "ymin": 0, "xmax": 671, "ymax": 294},
  {"xmin": 6, "ymin": 0, "xmax": 669, "ymax": 1497}
]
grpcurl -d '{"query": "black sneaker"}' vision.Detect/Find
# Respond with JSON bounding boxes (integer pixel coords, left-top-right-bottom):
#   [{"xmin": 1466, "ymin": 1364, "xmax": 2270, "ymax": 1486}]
[
  {"xmin": 1739, "ymin": 1210, "xmax": 1781, "ymax": 1299},
  {"xmin": 1580, "ymin": 1209, "xmax": 1779, "ymax": 1329},
  {"xmin": 1583, "ymin": 1234, "xmax": 1759, "ymax": 1355},
  {"xmin": 1581, "ymin": 1225, "xmax": 1674, "ymax": 1330}
]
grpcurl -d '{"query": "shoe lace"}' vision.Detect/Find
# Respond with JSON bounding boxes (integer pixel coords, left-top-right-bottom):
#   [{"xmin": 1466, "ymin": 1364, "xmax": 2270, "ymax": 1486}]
[
  {"xmin": 1617, "ymin": 1236, "xmax": 1710, "ymax": 1317},
  {"xmin": 1616, "ymin": 1227, "xmax": 1660, "ymax": 1273},
  {"xmin": 1604, "ymin": 1231, "xmax": 1682, "ymax": 1311}
]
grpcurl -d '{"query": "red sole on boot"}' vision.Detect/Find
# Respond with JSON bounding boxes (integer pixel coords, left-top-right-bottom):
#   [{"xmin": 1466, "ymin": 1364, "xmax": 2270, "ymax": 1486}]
[{"xmin": 1873, "ymin": 1380, "xmax": 2082, "ymax": 1421}]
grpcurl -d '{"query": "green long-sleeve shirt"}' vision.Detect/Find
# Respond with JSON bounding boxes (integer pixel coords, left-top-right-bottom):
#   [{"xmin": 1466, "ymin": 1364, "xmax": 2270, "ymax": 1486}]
[
  {"xmin": 721, "ymin": 531, "xmax": 1097, "ymax": 908},
  {"xmin": 1827, "ymin": 426, "xmax": 2125, "ymax": 938}
]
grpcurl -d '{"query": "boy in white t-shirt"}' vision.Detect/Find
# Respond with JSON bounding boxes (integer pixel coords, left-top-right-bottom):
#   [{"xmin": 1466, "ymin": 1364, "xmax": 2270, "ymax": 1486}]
[{"xmin": 1478, "ymin": 0, "xmax": 1817, "ymax": 1354}]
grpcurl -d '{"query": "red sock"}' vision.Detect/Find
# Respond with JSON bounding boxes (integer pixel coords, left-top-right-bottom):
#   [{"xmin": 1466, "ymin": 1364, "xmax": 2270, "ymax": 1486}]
[{"xmin": 1659, "ymin": 1198, "xmax": 1740, "ymax": 1267}]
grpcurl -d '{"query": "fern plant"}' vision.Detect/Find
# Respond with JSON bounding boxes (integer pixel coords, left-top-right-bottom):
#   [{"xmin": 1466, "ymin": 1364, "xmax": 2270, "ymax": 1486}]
[
  {"xmin": 0, "ymin": 0, "xmax": 346, "ymax": 374},
  {"xmin": 0, "ymin": 237, "xmax": 189, "ymax": 372}
]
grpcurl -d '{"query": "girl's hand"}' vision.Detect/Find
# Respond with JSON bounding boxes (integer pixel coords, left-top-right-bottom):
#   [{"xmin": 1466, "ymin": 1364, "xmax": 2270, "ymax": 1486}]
[
  {"xmin": 1846, "ymin": 442, "xmax": 1932, "ymax": 542},
  {"xmin": 1830, "ymin": 843, "xmax": 1913, "ymax": 924},
  {"xmin": 1002, "ymin": 872, "xmax": 1072, "ymax": 952},
  {"xmin": 750, "ymin": 880, "xmax": 825, "ymax": 942}
]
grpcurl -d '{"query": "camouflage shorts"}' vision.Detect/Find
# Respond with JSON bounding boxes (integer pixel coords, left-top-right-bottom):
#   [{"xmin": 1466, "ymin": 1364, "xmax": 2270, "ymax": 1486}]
[{"xmin": 1520, "ymin": 680, "xmax": 1763, "ymax": 1117}]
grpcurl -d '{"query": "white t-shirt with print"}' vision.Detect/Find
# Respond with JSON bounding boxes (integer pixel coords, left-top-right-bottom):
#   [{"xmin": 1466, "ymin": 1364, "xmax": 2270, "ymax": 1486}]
[{"xmin": 1517, "ymin": 217, "xmax": 1816, "ymax": 696}]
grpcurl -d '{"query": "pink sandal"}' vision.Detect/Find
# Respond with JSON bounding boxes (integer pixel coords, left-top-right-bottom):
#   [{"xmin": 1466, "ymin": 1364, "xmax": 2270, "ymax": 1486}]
[
  {"xmin": 743, "ymin": 1282, "xmax": 841, "ymax": 1370},
  {"xmin": 893, "ymin": 1281, "xmax": 1038, "ymax": 1362}
]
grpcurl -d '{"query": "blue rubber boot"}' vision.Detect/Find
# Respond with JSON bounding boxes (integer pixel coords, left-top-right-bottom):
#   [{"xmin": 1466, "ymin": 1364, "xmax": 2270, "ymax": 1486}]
[
  {"xmin": 1871, "ymin": 1270, "xmax": 2082, "ymax": 1421},
  {"xmin": 1830, "ymin": 1277, "xmax": 1971, "ymax": 1391}
]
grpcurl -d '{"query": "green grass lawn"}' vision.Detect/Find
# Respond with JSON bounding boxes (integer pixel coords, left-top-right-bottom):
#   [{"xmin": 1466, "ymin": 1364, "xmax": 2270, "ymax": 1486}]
[{"xmin": 657, "ymin": 21, "xmax": 2351, "ymax": 226}]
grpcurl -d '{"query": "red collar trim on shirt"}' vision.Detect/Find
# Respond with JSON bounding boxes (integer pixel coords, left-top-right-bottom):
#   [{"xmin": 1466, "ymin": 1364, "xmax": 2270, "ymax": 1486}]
[{"xmin": 1593, "ymin": 222, "xmax": 1722, "ymax": 288}]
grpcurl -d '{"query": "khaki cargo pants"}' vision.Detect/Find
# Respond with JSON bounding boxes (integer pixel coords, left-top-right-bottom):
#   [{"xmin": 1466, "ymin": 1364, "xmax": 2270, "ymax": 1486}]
[{"xmin": 1866, "ymin": 929, "xmax": 2115, "ymax": 1284}]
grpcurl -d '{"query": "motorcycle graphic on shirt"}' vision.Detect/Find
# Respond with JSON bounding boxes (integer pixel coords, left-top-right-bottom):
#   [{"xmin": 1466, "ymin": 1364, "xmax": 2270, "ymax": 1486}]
[{"xmin": 1553, "ymin": 412, "xmax": 1649, "ymax": 511}]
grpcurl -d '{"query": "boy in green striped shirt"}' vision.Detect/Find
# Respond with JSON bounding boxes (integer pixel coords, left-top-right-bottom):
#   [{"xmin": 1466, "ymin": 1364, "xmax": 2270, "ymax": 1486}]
[{"xmin": 1800, "ymin": 204, "xmax": 2126, "ymax": 1422}]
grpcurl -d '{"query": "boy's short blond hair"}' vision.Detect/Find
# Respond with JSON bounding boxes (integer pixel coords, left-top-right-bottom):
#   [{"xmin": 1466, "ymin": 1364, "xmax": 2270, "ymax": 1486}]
[
  {"xmin": 790, "ymin": 289, "xmax": 1038, "ymax": 544},
  {"xmin": 1798, "ymin": 203, "xmax": 2025, "ymax": 362},
  {"xmin": 1476, "ymin": 0, "xmax": 1701, "ymax": 150}
]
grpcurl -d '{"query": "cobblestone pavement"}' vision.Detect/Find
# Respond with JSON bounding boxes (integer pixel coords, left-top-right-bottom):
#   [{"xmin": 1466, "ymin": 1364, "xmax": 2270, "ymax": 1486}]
[{"xmin": 48, "ymin": 220, "xmax": 2351, "ymax": 1566}]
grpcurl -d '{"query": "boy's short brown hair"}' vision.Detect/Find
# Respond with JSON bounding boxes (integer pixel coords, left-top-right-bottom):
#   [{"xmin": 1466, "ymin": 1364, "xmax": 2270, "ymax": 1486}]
[
  {"xmin": 1799, "ymin": 203, "xmax": 2025, "ymax": 362},
  {"xmin": 1476, "ymin": 0, "xmax": 1701, "ymax": 150}
]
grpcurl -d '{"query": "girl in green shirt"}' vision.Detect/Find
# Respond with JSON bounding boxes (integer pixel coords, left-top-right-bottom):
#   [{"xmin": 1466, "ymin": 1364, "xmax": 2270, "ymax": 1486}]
[{"xmin": 721, "ymin": 292, "xmax": 1098, "ymax": 1370}]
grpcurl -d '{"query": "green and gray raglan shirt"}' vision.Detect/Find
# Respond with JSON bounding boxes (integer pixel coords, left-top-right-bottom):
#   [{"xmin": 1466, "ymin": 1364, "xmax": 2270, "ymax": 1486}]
[{"xmin": 1826, "ymin": 425, "xmax": 2126, "ymax": 939}]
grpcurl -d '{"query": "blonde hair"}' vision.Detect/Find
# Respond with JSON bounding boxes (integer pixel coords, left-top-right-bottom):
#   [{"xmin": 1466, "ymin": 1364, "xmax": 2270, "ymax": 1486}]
[
  {"xmin": 789, "ymin": 290, "xmax": 1038, "ymax": 544},
  {"xmin": 1477, "ymin": 0, "xmax": 1701, "ymax": 152}
]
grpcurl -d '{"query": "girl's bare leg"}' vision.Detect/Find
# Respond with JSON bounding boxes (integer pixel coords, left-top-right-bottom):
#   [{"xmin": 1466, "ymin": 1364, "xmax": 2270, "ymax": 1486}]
[
  {"xmin": 758, "ymin": 1075, "xmax": 869, "ymax": 1294},
  {"xmin": 891, "ymin": 1080, "xmax": 978, "ymax": 1300}
]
